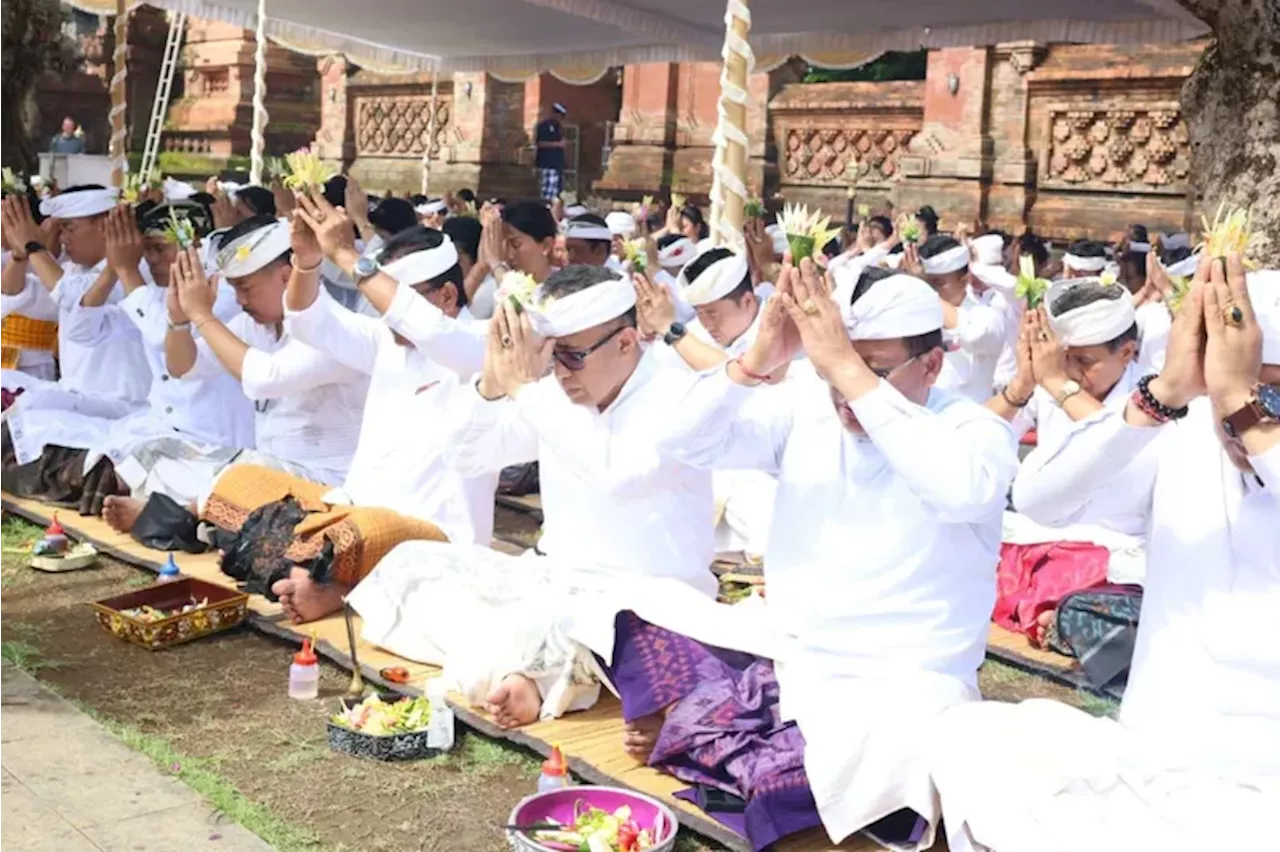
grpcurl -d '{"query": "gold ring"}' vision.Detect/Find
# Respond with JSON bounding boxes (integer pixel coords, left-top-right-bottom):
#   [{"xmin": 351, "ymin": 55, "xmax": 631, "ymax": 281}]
[
  {"xmin": 1226, "ymin": 305, "xmax": 1243, "ymax": 325},
  {"xmin": 500, "ymin": 335, "xmax": 513, "ymax": 348},
  {"xmin": 801, "ymin": 299, "xmax": 819, "ymax": 315}
]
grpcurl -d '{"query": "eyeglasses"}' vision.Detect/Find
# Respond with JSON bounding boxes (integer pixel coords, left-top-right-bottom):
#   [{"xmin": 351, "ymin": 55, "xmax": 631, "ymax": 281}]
[
  {"xmin": 553, "ymin": 325, "xmax": 626, "ymax": 371},
  {"xmin": 868, "ymin": 354, "xmax": 919, "ymax": 380}
]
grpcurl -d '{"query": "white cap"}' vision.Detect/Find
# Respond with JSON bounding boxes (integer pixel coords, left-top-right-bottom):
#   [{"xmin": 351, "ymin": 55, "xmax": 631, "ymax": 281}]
[
  {"xmin": 836, "ymin": 271, "xmax": 944, "ymax": 341},
  {"xmin": 215, "ymin": 219, "xmax": 292, "ymax": 278},
  {"xmin": 39, "ymin": 188, "xmax": 119, "ymax": 219},
  {"xmin": 1045, "ymin": 278, "xmax": 1136, "ymax": 347},
  {"xmin": 605, "ymin": 211, "xmax": 637, "ymax": 238},
  {"xmin": 970, "ymin": 234, "xmax": 1004, "ymax": 267}
]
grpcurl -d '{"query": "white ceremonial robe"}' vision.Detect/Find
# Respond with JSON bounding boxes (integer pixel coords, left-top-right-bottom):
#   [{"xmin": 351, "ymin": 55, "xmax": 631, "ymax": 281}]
[
  {"xmin": 656, "ymin": 305, "xmax": 778, "ymax": 560},
  {"xmin": 348, "ymin": 349, "xmax": 717, "ymax": 720},
  {"xmin": 1134, "ymin": 300, "xmax": 1171, "ymax": 374},
  {"xmin": 657, "ymin": 366, "xmax": 1018, "ymax": 847},
  {"xmin": 183, "ymin": 312, "xmax": 369, "ymax": 488},
  {"xmin": 936, "ymin": 290, "xmax": 1008, "ymax": 403},
  {"xmin": 0, "ymin": 252, "xmax": 58, "ymax": 379},
  {"xmin": 284, "ymin": 286, "xmax": 494, "ymax": 544},
  {"xmin": 969, "ymin": 264, "xmax": 1024, "ymax": 389},
  {"xmin": 1006, "ymin": 362, "xmax": 1156, "ymax": 584},
  {"xmin": 929, "ymin": 399, "xmax": 1280, "ymax": 852},
  {"xmin": 4, "ymin": 262, "xmax": 154, "ymax": 463}
]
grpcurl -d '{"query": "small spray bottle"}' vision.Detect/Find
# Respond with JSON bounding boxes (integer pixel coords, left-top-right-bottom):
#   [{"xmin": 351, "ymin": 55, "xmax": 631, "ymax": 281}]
[
  {"xmin": 157, "ymin": 554, "xmax": 181, "ymax": 583},
  {"xmin": 537, "ymin": 744, "xmax": 570, "ymax": 793},
  {"xmin": 289, "ymin": 637, "xmax": 319, "ymax": 700}
]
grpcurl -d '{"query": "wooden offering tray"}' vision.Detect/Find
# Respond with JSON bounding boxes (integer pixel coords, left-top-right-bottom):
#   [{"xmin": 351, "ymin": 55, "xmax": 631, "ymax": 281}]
[{"xmin": 91, "ymin": 578, "xmax": 249, "ymax": 651}]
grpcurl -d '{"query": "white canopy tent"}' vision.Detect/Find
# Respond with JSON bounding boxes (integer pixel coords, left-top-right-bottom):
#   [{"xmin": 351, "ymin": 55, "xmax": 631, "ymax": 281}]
[{"xmin": 73, "ymin": 0, "xmax": 1206, "ymax": 246}]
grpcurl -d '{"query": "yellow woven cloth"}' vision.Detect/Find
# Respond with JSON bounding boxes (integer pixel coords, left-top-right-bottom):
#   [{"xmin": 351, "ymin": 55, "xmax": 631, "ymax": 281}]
[
  {"xmin": 203, "ymin": 463, "xmax": 449, "ymax": 588},
  {"xmin": 1, "ymin": 314, "xmax": 58, "ymax": 369}
]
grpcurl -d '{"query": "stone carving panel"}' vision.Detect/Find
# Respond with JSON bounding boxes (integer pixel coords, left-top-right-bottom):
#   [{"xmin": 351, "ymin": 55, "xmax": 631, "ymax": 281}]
[
  {"xmin": 1041, "ymin": 105, "xmax": 1190, "ymax": 193},
  {"xmin": 355, "ymin": 95, "xmax": 452, "ymax": 158},
  {"xmin": 782, "ymin": 126, "xmax": 918, "ymax": 185}
]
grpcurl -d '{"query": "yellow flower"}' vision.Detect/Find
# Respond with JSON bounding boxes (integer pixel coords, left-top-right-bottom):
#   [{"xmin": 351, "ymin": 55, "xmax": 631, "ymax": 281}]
[{"xmin": 235, "ymin": 244, "xmax": 252, "ymax": 262}]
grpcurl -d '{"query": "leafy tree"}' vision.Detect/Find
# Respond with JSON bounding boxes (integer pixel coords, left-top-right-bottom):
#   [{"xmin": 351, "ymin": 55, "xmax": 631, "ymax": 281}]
[
  {"xmin": 2, "ymin": 0, "xmax": 81, "ymax": 175},
  {"xmin": 803, "ymin": 51, "xmax": 927, "ymax": 84}
]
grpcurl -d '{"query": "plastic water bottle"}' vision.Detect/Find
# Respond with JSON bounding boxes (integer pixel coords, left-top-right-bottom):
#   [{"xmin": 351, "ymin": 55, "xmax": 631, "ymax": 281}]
[
  {"xmin": 157, "ymin": 554, "xmax": 181, "ymax": 583},
  {"xmin": 425, "ymin": 679, "xmax": 455, "ymax": 751},
  {"xmin": 288, "ymin": 638, "xmax": 319, "ymax": 700},
  {"xmin": 537, "ymin": 744, "xmax": 570, "ymax": 792}
]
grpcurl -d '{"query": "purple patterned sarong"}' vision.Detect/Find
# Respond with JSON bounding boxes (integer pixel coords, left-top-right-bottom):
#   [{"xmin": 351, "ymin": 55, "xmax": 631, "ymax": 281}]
[{"xmin": 601, "ymin": 612, "xmax": 822, "ymax": 851}]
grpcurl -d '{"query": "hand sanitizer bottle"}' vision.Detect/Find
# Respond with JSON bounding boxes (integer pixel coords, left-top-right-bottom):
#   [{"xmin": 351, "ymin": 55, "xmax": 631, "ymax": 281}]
[{"xmin": 426, "ymin": 678, "xmax": 455, "ymax": 751}]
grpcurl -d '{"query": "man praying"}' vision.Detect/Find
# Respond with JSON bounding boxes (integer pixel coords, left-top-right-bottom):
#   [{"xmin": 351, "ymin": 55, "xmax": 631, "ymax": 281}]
[
  {"xmin": 560, "ymin": 214, "xmax": 614, "ymax": 267},
  {"xmin": 986, "ymin": 278, "xmax": 1153, "ymax": 656}
]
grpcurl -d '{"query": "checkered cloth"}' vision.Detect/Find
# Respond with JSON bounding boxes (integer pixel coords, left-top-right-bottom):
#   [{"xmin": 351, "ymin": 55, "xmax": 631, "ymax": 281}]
[{"xmin": 539, "ymin": 168, "xmax": 562, "ymax": 201}]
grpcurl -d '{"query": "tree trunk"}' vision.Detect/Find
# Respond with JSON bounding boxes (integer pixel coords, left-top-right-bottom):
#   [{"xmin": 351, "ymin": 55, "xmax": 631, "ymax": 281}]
[{"xmin": 1177, "ymin": 0, "xmax": 1280, "ymax": 266}]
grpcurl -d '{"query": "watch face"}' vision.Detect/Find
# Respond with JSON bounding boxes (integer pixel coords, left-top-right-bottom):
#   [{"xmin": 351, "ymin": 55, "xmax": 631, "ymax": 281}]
[
  {"xmin": 1258, "ymin": 383, "xmax": 1280, "ymax": 419},
  {"xmin": 353, "ymin": 256, "xmax": 378, "ymax": 277},
  {"xmin": 669, "ymin": 322, "xmax": 685, "ymax": 336},
  {"xmin": 1063, "ymin": 380, "xmax": 1081, "ymax": 394}
]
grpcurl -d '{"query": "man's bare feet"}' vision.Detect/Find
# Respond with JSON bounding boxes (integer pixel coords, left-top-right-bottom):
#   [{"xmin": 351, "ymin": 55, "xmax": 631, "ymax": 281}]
[
  {"xmin": 1030, "ymin": 608, "xmax": 1057, "ymax": 648},
  {"xmin": 269, "ymin": 566, "xmax": 349, "ymax": 624},
  {"xmin": 483, "ymin": 673, "xmax": 542, "ymax": 729},
  {"xmin": 102, "ymin": 495, "xmax": 145, "ymax": 534},
  {"xmin": 623, "ymin": 712, "xmax": 665, "ymax": 763}
]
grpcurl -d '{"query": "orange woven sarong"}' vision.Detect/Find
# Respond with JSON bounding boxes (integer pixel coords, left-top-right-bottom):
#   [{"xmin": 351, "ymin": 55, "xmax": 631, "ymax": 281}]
[
  {"xmin": 1, "ymin": 314, "xmax": 58, "ymax": 369},
  {"xmin": 202, "ymin": 463, "xmax": 449, "ymax": 587}
]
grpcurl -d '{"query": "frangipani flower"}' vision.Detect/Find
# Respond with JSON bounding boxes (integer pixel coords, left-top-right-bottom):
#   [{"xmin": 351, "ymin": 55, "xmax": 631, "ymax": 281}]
[
  {"xmin": 781, "ymin": 203, "xmax": 840, "ymax": 265},
  {"xmin": 163, "ymin": 208, "xmax": 197, "ymax": 248},
  {"xmin": 281, "ymin": 147, "xmax": 337, "ymax": 191},
  {"xmin": 1, "ymin": 167, "xmax": 26, "ymax": 195},
  {"xmin": 624, "ymin": 238, "xmax": 647, "ymax": 273},
  {"xmin": 1015, "ymin": 254, "xmax": 1050, "ymax": 309},
  {"xmin": 897, "ymin": 213, "xmax": 921, "ymax": 245},
  {"xmin": 496, "ymin": 270, "xmax": 539, "ymax": 313}
]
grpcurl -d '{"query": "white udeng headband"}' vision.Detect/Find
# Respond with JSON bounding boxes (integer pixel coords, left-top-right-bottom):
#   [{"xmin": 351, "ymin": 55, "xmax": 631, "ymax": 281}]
[
  {"xmin": 382, "ymin": 238, "xmax": 460, "ymax": 286},
  {"xmin": 39, "ymin": 188, "xmax": 119, "ymax": 219},
  {"xmin": 677, "ymin": 253, "xmax": 749, "ymax": 306},
  {"xmin": 658, "ymin": 237, "xmax": 696, "ymax": 269},
  {"xmin": 416, "ymin": 200, "xmax": 448, "ymax": 216},
  {"xmin": 525, "ymin": 273, "xmax": 637, "ymax": 338},
  {"xmin": 834, "ymin": 270, "xmax": 943, "ymax": 340},
  {"xmin": 561, "ymin": 219, "xmax": 613, "ymax": 242},
  {"xmin": 1127, "ymin": 241, "xmax": 1151, "ymax": 254},
  {"xmin": 1164, "ymin": 252, "xmax": 1199, "ymax": 278},
  {"xmin": 921, "ymin": 244, "xmax": 970, "ymax": 275},
  {"xmin": 563, "ymin": 204, "xmax": 590, "ymax": 218},
  {"xmin": 605, "ymin": 211, "xmax": 637, "ymax": 237},
  {"xmin": 1045, "ymin": 278, "xmax": 1136, "ymax": 347},
  {"xmin": 970, "ymin": 234, "xmax": 1004, "ymax": 267},
  {"xmin": 1063, "ymin": 253, "xmax": 1108, "ymax": 273},
  {"xmin": 216, "ymin": 219, "xmax": 292, "ymax": 278}
]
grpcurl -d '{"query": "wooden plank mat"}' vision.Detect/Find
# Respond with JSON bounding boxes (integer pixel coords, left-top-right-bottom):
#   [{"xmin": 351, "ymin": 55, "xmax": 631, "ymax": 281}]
[{"xmin": 2, "ymin": 492, "xmax": 903, "ymax": 851}]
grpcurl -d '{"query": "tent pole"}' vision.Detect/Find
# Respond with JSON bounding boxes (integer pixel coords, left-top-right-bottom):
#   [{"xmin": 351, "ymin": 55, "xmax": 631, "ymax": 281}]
[
  {"xmin": 421, "ymin": 61, "xmax": 440, "ymax": 197},
  {"xmin": 709, "ymin": 0, "xmax": 752, "ymax": 251},
  {"xmin": 249, "ymin": 0, "xmax": 271, "ymax": 185},
  {"xmin": 108, "ymin": 0, "xmax": 130, "ymax": 188}
]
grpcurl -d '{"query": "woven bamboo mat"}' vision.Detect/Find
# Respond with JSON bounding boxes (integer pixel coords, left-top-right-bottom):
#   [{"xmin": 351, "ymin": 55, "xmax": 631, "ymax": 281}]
[{"xmin": 3, "ymin": 492, "xmax": 912, "ymax": 851}]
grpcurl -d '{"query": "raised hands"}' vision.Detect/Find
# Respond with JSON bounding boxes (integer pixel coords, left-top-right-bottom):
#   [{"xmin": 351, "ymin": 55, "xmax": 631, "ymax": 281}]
[
  {"xmin": 633, "ymin": 272, "xmax": 676, "ymax": 337},
  {"xmin": 270, "ymin": 179, "xmax": 296, "ymax": 217},
  {"xmin": 1, "ymin": 194, "xmax": 44, "ymax": 250},
  {"xmin": 103, "ymin": 205, "xmax": 144, "ymax": 274},
  {"xmin": 478, "ymin": 206, "xmax": 507, "ymax": 272},
  {"xmin": 171, "ymin": 246, "xmax": 218, "ymax": 325},
  {"xmin": 1025, "ymin": 307, "xmax": 1069, "ymax": 392},
  {"xmin": 774, "ymin": 258, "xmax": 853, "ymax": 382},
  {"xmin": 294, "ymin": 186, "xmax": 356, "ymax": 261},
  {"xmin": 288, "ymin": 208, "xmax": 323, "ymax": 270},
  {"xmin": 1202, "ymin": 253, "xmax": 1262, "ymax": 415},
  {"xmin": 1148, "ymin": 252, "xmax": 1210, "ymax": 411},
  {"xmin": 480, "ymin": 299, "xmax": 553, "ymax": 399},
  {"xmin": 210, "ymin": 191, "xmax": 240, "ymax": 230}
]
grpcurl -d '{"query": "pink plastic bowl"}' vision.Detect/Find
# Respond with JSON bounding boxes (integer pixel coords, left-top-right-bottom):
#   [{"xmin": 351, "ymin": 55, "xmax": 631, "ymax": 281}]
[{"xmin": 506, "ymin": 785, "xmax": 678, "ymax": 851}]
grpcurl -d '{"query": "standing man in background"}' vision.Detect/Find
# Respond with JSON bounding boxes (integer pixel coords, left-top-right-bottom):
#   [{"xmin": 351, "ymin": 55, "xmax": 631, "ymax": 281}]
[
  {"xmin": 535, "ymin": 103, "xmax": 568, "ymax": 202},
  {"xmin": 50, "ymin": 117, "xmax": 85, "ymax": 154}
]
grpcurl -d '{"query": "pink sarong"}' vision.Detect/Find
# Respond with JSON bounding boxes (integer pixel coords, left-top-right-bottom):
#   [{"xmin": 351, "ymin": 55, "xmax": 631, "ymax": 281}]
[{"xmin": 993, "ymin": 541, "xmax": 1110, "ymax": 642}]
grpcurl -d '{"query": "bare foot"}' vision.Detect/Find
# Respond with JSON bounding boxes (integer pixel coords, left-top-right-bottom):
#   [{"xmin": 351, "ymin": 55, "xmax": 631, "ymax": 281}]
[
  {"xmin": 269, "ymin": 566, "xmax": 348, "ymax": 624},
  {"xmin": 623, "ymin": 712, "xmax": 664, "ymax": 763},
  {"xmin": 483, "ymin": 673, "xmax": 542, "ymax": 729},
  {"xmin": 1030, "ymin": 608, "xmax": 1057, "ymax": 648},
  {"xmin": 103, "ymin": 495, "xmax": 145, "ymax": 534}
]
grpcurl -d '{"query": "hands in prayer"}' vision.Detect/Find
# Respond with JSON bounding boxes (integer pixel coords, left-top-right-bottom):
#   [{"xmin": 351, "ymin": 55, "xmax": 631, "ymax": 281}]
[
  {"xmin": 1202, "ymin": 254, "xmax": 1263, "ymax": 417},
  {"xmin": 270, "ymin": 179, "xmax": 296, "ymax": 217},
  {"xmin": 774, "ymin": 259, "xmax": 859, "ymax": 384},
  {"xmin": 633, "ymin": 273, "xmax": 676, "ymax": 337},
  {"xmin": 344, "ymin": 178, "xmax": 372, "ymax": 232},
  {"xmin": 1006, "ymin": 308, "xmax": 1070, "ymax": 403},
  {"xmin": 1, "ymin": 194, "xmax": 44, "ymax": 252},
  {"xmin": 103, "ymin": 205, "xmax": 144, "ymax": 275},
  {"xmin": 294, "ymin": 187, "xmax": 357, "ymax": 263},
  {"xmin": 478, "ymin": 207, "xmax": 507, "ymax": 274},
  {"xmin": 288, "ymin": 208, "xmax": 324, "ymax": 271},
  {"xmin": 171, "ymin": 246, "xmax": 218, "ymax": 325},
  {"xmin": 1147, "ymin": 253, "xmax": 1210, "ymax": 410},
  {"xmin": 209, "ymin": 191, "xmax": 240, "ymax": 231},
  {"xmin": 478, "ymin": 300, "xmax": 552, "ymax": 400},
  {"xmin": 901, "ymin": 242, "xmax": 925, "ymax": 278},
  {"xmin": 743, "ymin": 218, "xmax": 775, "ymax": 283}
]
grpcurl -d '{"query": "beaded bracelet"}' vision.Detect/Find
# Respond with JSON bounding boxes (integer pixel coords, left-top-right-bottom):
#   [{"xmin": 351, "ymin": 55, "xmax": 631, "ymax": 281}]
[
  {"xmin": 733, "ymin": 358, "xmax": 769, "ymax": 383},
  {"xmin": 1132, "ymin": 374, "xmax": 1189, "ymax": 423}
]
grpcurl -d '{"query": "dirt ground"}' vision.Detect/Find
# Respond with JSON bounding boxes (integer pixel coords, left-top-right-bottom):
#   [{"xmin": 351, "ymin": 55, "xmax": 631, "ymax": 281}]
[{"xmin": 0, "ymin": 511, "xmax": 1108, "ymax": 851}]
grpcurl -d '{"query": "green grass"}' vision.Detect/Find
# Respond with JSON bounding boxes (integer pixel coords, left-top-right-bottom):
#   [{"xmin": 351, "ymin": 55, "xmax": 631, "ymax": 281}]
[
  {"xmin": 0, "ymin": 640, "xmax": 61, "ymax": 671},
  {"xmin": 97, "ymin": 716, "xmax": 325, "ymax": 852},
  {"xmin": 2, "ymin": 515, "xmax": 41, "ymax": 551}
]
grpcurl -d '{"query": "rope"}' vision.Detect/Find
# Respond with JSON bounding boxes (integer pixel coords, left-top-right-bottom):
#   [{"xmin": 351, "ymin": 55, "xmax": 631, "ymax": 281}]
[
  {"xmin": 421, "ymin": 60, "xmax": 441, "ymax": 196},
  {"xmin": 708, "ymin": 0, "xmax": 753, "ymax": 253},
  {"xmin": 249, "ymin": 0, "xmax": 270, "ymax": 185},
  {"xmin": 108, "ymin": 6, "xmax": 130, "ymax": 187}
]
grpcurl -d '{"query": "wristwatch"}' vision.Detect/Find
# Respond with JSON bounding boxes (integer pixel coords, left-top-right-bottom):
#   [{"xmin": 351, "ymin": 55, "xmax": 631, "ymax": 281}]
[
  {"xmin": 1222, "ymin": 383, "xmax": 1280, "ymax": 439},
  {"xmin": 23, "ymin": 241, "xmax": 47, "ymax": 256},
  {"xmin": 350, "ymin": 255, "xmax": 380, "ymax": 284},
  {"xmin": 1054, "ymin": 379, "xmax": 1082, "ymax": 407},
  {"xmin": 663, "ymin": 322, "xmax": 687, "ymax": 346}
]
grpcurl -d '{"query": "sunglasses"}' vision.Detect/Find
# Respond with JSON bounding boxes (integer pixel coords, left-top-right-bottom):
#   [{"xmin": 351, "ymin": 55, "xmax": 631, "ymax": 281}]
[
  {"xmin": 868, "ymin": 354, "xmax": 919, "ymax": 380},
  {"xmin": 553, "ymin": 324, "xmax": 625, "ymax": 371}
]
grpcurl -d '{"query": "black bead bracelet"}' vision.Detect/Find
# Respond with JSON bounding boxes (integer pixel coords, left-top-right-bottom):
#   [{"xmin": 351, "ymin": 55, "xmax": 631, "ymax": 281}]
[{"xmin": 1136, "ymin": 373, "xmax": 1189, "ymax": 421}]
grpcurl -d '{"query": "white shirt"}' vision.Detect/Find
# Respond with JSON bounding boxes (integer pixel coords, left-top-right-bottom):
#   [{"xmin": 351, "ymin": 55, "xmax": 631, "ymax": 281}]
[
  {"xmin": 1008, "ymin": 363, "xmax": 1156, "ymax": 584},
  {"xmin": 13, "ymin": 259, "xmax": 152, "ymax": 402},
  {"xmin": 61, "ymin": 279, "xmax": 255, "ymax": 449},
  {"xmin": 284, "ymin": 286, "xmax": 495, "ymax": 545},
  {"xmin": 1, "ymin": 254, "xmax": 58, "ymax": 370},
  {"xmin": 937, "ymin": 290, "xmax": 1008, "ymax": 403},
  {"xmin": 659, "ymin": 367, "xmax": 1017, "ymax": 682},
  {"xmin": 446, "ymin": 348, "xmax": 717, "ymax": 596},
  {"xmin": 1134, "ymin": 300, "xmax": 1171, "ymax": 374},
  {"xmin": 969, "ymin": 263, "xmax": 1025, "ymax": 388},
  {"xmin": 1005, "ymin": 398, "xmax": 1280, "ymax": 782},
  {"xmin": 182, "ymin": 312, "xmax": 368, "ymax": 485}
]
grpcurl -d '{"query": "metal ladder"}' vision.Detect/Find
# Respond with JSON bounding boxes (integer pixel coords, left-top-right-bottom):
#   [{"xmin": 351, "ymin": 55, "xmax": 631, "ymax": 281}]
[{"xmin": 138, "ymin": 11, "xmax": 187, "ymax": 183}]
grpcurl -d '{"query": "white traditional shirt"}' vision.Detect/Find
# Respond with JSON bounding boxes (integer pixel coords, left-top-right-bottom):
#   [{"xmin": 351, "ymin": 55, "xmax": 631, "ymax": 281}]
[
  {"xmin": 284, "ymin": 286, "xmax": 494, "ymax": 544},
  {"xmin": 446, "ymin": 348, "xmax": 716, "ymax": 596},
  {"xmin": 182, "ymin": 311, "xmax": 368, "ymax": 485},
  {"xmin": 936, "ymin": 290, "xmax": 1008, "ymax": 403},
  {"xmin": 0, "ymin": 252, "xmax": 58, "ymax": 374},
  {"xmin": 1006, "ymin": 362, "xmax": 1155, "ymax": 584},
  {"xmin": 61, "ymin": 279, "xmax": 255, "ymax": 452},
  {"xmin": 656, "ymin": 366, "xmax": 1018, "ymax": 841},
  {"xmin": 1134, "ymin": 300, "xmax": 1171, "ymax": 374}
]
